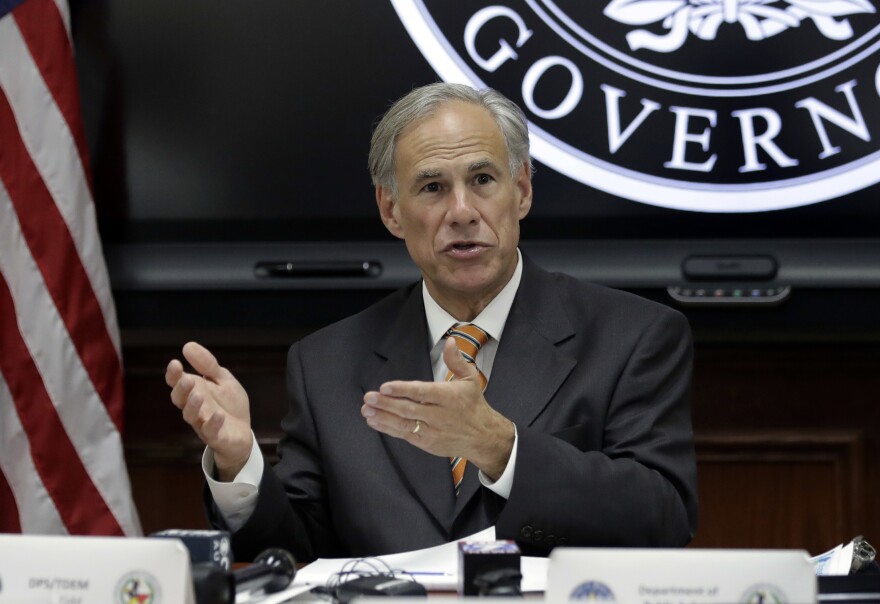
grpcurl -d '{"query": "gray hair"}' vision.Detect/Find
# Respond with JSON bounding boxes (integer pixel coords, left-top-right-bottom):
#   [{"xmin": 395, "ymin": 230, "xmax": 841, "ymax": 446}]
[{"xmin": 368, "ymin": 82, "xmax": 533, "ymax": 198}]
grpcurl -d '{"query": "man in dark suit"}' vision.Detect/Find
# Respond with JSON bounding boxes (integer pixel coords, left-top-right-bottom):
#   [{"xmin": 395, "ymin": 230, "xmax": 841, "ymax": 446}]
[{"xmin": 166, "ymin": 83, "xmax": 698, "ymax": 562}]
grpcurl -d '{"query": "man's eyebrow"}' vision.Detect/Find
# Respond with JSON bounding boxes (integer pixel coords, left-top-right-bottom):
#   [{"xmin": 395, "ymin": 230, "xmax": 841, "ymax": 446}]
[
  {"xmin": 415, "ymin": 168, "xmax": 442, "ymax": 181},
  {"xmin": 468, "ymin": 159, "xmax": 497, "ymax": 172}
]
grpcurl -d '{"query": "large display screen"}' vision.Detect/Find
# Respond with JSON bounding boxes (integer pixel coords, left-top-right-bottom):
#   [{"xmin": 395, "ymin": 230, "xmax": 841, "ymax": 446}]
[{"xmin": 80, "ymin": 0, "xmax": 880, "ymax": 243}]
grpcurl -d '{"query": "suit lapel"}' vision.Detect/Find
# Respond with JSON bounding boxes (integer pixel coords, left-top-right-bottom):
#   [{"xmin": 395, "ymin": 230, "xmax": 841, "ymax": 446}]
[
  {"xmin": 367, "ymin": 285, "xmax": 457, "ymax": 532},
  {"xmin": 455, "ymin": 257, "xmax": 577, "ymax": 513}
]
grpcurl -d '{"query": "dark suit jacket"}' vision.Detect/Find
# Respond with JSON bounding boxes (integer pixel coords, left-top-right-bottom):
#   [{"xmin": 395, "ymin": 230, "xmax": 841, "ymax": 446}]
[{"xmin": 214, "ymin": 256, "xmax": 698, "ymax": 561}]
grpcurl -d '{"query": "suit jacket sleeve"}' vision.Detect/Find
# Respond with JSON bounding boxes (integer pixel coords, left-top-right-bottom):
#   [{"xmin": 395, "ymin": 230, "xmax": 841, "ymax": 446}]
[{"xmin": 494, "ymin": 304, "xmax": 698, "ymax": 552}]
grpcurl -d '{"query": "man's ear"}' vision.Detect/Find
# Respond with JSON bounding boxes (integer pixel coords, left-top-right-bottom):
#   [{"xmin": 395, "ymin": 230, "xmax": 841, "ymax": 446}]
[
  {"xmin": 376, "ymin": 186, "xmax": 404, "ymax": 239},
  {"xmin": 515, "ymin": 163, "xmax": 533, "ymax": 220}
]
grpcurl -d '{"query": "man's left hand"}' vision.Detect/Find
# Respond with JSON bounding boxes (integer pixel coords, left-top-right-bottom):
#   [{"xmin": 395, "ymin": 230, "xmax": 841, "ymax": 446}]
[{"xmin": 361, "ymin": 337, "xmax": 515, "ymax": 480}]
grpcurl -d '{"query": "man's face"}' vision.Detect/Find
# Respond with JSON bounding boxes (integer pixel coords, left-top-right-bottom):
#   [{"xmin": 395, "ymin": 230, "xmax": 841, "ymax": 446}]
[{"xmin": 376, "ymin": 101, "xmax": 532, "ymax": 320}]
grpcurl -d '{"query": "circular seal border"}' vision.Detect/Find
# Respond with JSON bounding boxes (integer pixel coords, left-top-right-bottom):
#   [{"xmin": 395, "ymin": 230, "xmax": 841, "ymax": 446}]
[
  {"xmin": 391, "ymin": 0, "xmax": 880, "ymax": 213},
  {"xmin": 740, "ymin": 582, "xmax": 788, "ymax": 603},
  {"xmin": 115, "ymin": 570, "xmax": 161, "ymax": 604}
]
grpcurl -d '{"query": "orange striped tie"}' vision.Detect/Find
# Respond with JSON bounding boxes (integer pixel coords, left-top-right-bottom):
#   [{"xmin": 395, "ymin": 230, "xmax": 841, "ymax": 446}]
[{"xmin": 445, "ymin": 323, "xmax": 489, "ymax": 495}]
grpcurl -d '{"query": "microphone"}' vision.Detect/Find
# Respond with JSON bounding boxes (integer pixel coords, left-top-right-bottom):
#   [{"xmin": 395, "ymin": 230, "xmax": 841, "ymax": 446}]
[
  {"xmin": 233, "ymin": 548, "xmax": 297, "ymax": 595},
  {"xmin": 191, "ymin": 548, "xmax": 296, "ymax": 604}
]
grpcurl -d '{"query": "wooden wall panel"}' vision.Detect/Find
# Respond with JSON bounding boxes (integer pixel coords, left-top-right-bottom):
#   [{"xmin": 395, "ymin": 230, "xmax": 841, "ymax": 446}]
[
  {"xmin": 691, "ymin": 344, "xmax": 880, "ymax": 552},
  {"xmin": 123, "ymin": 332, "xmax": 290, "ymax": 535},
  {"xmin": 128, "ymin": 459, "xmax": 207, "ymax": 533},
  {"xmin": 691, "ymin": 431, "xmax": 865, "ymax": 554}
]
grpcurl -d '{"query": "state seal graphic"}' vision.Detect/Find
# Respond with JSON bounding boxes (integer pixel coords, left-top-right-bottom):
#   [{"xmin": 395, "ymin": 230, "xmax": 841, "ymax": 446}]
[
  {"xmin": 741, "ymin": 583, "xmax": 788, "ymax": 602},
  {"xmin": 391, "ymin": 0, "xmax": 880, "ymax": 212},
  {"xmin": 115, "ymin": 571, "xmax": 160, "ymax": 604},
  {"xmin": 569, "ymin": 580, "xmax": 616, "ymax": 600}
]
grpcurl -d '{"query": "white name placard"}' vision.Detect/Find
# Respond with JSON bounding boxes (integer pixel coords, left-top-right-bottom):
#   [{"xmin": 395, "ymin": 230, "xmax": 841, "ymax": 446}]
[
  {"xmin": 546, "ymin": 548, "xmax": 817, "ymax": 604},
  {"xmin": 0, "ymin": 534, "xmax": 195, "ymax": 604}
]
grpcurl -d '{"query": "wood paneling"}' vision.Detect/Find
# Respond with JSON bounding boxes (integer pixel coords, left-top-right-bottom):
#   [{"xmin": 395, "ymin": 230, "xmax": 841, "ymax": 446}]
[
  {"xmin": 691, "ymin": 431, "xmax": 865, "ymax": 553},
  {"xmin": 691, "ymin": 343, "xmax": 880, "ymax": 553}
]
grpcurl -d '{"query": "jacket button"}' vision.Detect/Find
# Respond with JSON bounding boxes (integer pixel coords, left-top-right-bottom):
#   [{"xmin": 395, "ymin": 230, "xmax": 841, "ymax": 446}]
[
  {"xmin": 545, "ymin": 534, "xmax": 556, "ymax": 546},
  {"xmin": 532, "ymin": 529, "xmax": 544, "ymax": 542},
  {"xmin": 520, "ymin": 526, "xmax": 533, "ymax": 538}
]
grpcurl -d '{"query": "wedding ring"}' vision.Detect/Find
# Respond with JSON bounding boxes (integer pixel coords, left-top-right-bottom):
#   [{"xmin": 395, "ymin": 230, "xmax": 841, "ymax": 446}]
[{"xmin": 412, "ymin": 420, "xmax": 421, "ymax": 434}]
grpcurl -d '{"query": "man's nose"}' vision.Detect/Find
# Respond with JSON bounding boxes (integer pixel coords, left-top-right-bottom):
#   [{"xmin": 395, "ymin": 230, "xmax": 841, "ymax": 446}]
[{"xmin": 446, "ymin": 188, "xmax": 479, "ymax": 224}]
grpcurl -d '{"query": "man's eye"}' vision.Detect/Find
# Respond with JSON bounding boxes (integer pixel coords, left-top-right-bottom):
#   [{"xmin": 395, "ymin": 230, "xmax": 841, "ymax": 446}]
[
  {"xmin": 423, "ymin": 182, "xmax": 440, "ymax": 193},
  {"xmin": 475, "ymin": 174, "xmax": 493, "ymax": 185}
]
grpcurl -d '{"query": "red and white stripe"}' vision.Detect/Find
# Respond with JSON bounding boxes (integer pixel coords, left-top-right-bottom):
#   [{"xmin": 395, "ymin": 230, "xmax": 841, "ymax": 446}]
[{"xmin": 0, "ymin": 0, "xmax": 141, "ymax": 536}]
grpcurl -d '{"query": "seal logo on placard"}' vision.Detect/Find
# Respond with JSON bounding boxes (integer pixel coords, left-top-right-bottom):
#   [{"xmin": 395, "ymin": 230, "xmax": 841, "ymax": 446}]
[
  {"xmin": 116, "ymin": 571, "xmax": 160, "ymax": 604},
  {"xmin": 741, "ymin": 583, "xmax": 787, "ymax": 603},
  {"xmin": 569, "ymin": 580, "xmax": 616, "ymax": 600},
  {"xmin": 391, "ymin": 0, "xmax": 880, "ymax": 212}
]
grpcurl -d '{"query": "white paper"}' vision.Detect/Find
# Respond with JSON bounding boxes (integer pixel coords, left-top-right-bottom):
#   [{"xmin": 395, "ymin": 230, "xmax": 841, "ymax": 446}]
[
  {"xmin": 291, "ymin": 526, "xmax": 547, "ymax": 593},
  {"xmin": 236, "ymin": 584, "xmax": 316, "ymax": 604},
  {"xmin": 293, "ymin": 526, "xmax": 492, "ymax": 591},
  {"xmin": 811, "ymin": 540, "xmax": 855, "ymax": 576}
]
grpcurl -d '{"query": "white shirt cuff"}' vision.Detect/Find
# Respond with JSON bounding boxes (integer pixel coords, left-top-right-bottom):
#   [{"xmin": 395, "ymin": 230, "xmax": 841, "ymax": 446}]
[
  {"xmin": 203, "ymin": 434, "xmax": 263, "ymax": 532},
  {"xmin": 478, "ymin": 424, "xmax": 517, "ymax": 499}
]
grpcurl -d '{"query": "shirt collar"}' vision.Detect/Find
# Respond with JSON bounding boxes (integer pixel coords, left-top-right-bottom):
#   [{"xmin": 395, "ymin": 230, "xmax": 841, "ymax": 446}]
[{"xmin": 423, "ymin": 249, "xmax": 523, "ymax": 347}]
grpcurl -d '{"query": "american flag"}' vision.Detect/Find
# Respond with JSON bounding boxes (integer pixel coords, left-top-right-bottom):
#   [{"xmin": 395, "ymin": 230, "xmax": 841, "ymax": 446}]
[{"xmin": 0, "ymin": 0, "xmax": 141, "ymax": 535}]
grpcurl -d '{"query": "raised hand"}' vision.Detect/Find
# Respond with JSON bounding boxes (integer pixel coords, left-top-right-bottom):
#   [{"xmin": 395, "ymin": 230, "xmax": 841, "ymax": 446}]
[
  {"xmin": 361, "ymin": 337, "xmax": 514, "ymax": 480},
  {"xmin": 166, "ymin": 341, "xmax": 253, "ymax": 480}
]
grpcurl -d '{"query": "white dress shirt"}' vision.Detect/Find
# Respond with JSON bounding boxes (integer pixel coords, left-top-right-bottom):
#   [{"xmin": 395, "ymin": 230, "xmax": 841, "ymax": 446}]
[
  {"xmin": 422, "ymin": 250, "xmax": 522, "ymax": 498},
  {"xmin": 206, "ymin": 250, "xmax": 524, "ymax": 530}
]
